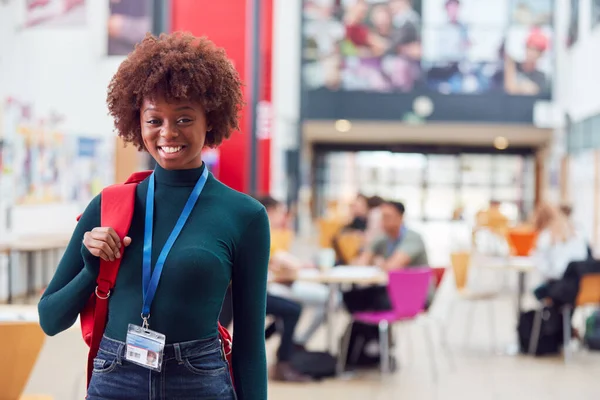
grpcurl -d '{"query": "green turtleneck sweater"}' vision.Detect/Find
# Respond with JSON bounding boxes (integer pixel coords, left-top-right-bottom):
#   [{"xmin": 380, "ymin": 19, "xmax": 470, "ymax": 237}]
[{"xmin": 38, "ymin": 164, "xmax": 270, "ymax": 400}]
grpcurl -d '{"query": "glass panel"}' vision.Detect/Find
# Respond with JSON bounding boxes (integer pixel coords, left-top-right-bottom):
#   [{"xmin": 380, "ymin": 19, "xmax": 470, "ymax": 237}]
[
  {"xmin": 493, "ymin": 155, "xmax": 523, "ymax": 186},
  {"xmin": 391, "ymin": 153, "xmax": 427, "ymax": 185},
  {"xmin": 424, "ymin": 186, "xmax": 457, "ymax": 220},
  {"xmin": 427, "ymin": 155, "xmax": 459, "ymax": 185},
  {"xmin": 392, "ymin": 185, "xmax": 423, "ymax": 221},
  {"xmin": 460, "ymin": 186, "xmax": 492, "ymax": 224},
  {"xmin": 460, "ymin": 154, "xmax": 492, "ymax": 185},
  {"xmin": 492, "ymin": 186, "xmax": 521, "ymax": 202}
]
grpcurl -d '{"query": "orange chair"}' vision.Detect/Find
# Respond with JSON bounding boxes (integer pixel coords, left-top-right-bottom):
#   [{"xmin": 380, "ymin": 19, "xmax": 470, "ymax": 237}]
[
  {"xmin": 270, "ymin": 229, "xmax": 293, "ymax": 255},
  {"xmin": 0, "ymin": 322, "xmax": 46, "ymax": 400},
  {"xmin": 335, "ymin": 232, "xmax": 363, "ymax": 264},
  {"xmin": 506, "ymin": 229, "xmax": 538, "ymax": 257},
  {"xmin": 317, "ymin": 218, "xmax": 344, "ymax": 248}
]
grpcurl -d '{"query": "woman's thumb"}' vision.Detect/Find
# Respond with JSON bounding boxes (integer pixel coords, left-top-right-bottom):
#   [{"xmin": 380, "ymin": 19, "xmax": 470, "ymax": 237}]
[{"xmin": 123, "ymin": 236, "xmax": 132, "ymax": 246}]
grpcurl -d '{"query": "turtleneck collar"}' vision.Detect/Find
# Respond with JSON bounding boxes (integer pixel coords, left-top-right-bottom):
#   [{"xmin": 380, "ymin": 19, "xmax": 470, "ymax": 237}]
[{"xmin": 153, "ymin": 162, "xmax": 206, "ymax": 187}]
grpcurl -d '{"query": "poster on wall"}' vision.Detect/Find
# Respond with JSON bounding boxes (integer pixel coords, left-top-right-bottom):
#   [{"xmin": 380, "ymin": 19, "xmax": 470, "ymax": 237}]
[
  {"xmin": 108, "ymin": 0, "xmax": 153, "ymax": 56},
  {"xmin": 421, "ymin": 0, "xmax": 509, "ymax": 94},
  {"xmin": 25, "ymin": 0, "xmax": 86, "ymax": 27},
  {"xmin": 504, "ymin": 0, "xmax": 553, "ymax": 96},
  {"xmin": 302, "ymin": 0, "xmax": 553, "ymax": 96},
  {"xmin": 7, "ymin": 118, "xmax": 112, "ymax": 206},
  {"xmin": 303, "ymin": 0, "xmax": 423, "ymax": 92}
]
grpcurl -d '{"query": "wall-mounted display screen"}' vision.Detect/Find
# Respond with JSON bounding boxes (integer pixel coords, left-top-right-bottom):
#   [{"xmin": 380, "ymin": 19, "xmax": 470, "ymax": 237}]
[
  {"xmin": 304, "ymin": 0, "xmax": 552, "ymax": 96},
  {"xmin": 302, "ymin": 0, "xmax": 554, "ymax": 122}
]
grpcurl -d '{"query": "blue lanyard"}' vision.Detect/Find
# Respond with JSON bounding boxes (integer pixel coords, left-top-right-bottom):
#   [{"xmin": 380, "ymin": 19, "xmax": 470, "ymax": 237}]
[
  {"xmin": 386, "ymin": 225, "xmax": 407, "ymax": 258},
  {"xmin": 141, "ymin": 166, "xmax": 209, "ymax": 327}
]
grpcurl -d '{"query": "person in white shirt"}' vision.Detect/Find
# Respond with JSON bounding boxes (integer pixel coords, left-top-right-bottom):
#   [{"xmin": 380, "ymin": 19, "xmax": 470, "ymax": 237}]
[{"xmin": 532, "ymin": 203, "xmax": 588, "ymax": 300}]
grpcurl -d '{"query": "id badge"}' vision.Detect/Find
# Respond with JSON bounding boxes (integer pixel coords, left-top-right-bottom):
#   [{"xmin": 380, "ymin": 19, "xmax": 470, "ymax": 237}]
[{"xmin": 125, "ymin": 324, "xmax": 166, "ymax": 371}]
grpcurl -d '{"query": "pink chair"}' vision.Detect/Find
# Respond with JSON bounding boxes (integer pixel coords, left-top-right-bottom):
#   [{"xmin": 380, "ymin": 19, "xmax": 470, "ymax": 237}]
[{"xmin": 338, "ymin": 268, "xmax": 436, "ymax": 377}]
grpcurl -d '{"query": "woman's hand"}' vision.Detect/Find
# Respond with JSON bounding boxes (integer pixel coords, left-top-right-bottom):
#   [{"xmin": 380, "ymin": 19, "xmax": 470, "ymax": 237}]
[{"xmin": 83, "ymin": 227, "xmax": 131, "ymax": 262}]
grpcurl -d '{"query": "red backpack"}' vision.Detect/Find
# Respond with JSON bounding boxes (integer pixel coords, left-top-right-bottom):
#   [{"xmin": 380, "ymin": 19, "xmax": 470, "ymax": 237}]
[{"xmin": 79, "ymin": 171, "xmax": 233, "ymax": 388}]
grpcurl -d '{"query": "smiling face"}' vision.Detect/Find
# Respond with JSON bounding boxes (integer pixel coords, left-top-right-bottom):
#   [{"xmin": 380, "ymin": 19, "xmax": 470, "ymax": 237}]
[{"xmin": 141, "ymin": 96, "xmax": 210, "ymax": 170}]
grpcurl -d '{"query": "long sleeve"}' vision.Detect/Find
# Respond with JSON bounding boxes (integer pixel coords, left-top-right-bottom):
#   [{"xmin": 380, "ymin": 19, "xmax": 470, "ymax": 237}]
[
  {"xmin": 231, "ymin": 208, "xmax": 271, "ymax": 400},
  {"xmin": 38, "ymin": 195, "xmax": 101, "ymax": 336}
]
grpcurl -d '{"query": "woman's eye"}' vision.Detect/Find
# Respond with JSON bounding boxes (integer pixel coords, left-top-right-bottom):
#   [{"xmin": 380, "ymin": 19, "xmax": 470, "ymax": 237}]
[
  {"xmin": 178, "ymin": 118, "xmax": 192, "ymax": 124},
  {"xmin": 146, "ymin": 119, "xmax": 160, "ymax": 125}
]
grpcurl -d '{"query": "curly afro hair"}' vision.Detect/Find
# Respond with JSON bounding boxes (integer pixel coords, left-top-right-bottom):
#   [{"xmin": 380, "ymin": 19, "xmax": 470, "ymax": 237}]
[{"xmin": 107, "ymin": 32, "xmax": 244, "ymax": 150}]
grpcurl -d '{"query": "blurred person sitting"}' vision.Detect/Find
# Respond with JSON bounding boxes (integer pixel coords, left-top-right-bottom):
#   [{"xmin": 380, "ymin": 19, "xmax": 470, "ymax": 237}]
[
  {"xmin": 256, "ymin": 196, "xmax": 332, "ymax": 350},
  {"xmin": 364, "ymin": 195, "xmax": 385, "ymax": 244},
  {"xmin": 531, "ymin": 203, "xmax": 588, "ymax": 302},
  {"xmin": 344, "ymin": 200, "xmax": 429, "ymax": 313},
  {"xmin": 473, "ymin": 199, "xmax": 510, "ymax": 255},
  {"xmin": 331, "ymin": 194, "xmax": 369, "ymax": 264}
]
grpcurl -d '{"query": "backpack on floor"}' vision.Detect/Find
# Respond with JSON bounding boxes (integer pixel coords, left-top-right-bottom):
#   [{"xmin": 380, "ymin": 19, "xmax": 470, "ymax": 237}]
[
  {"xmin": 584, "ymin": 309, "xmax": 600, "ymax": 351},
  {"xmin": 290, "ymin": 350, "xmax": 337, "ymax": 380},
  {"xmin": 517, "ymin": 307, "xmax": 563, "ymax": 356},
  {"xmin": 78, "ymin": 171, "xmax": 233, "ymax": 388}
]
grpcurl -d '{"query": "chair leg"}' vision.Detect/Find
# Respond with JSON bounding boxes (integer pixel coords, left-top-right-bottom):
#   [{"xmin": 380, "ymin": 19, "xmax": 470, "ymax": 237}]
[
  {"xmin": 379, "ymin": 320, "xmax": 390, "ymax": 374},
  {"xmin": 337, "ymin": 320, "xmax": 353, "ymax": 374},
  {"xmin": 422, "ymin": 320, "xmax": 439, "ymax": 383},
  {"xmin": 528, "ymin": 308, "xmax": 543, "ymax": 355},
  {"xmin": 563, "ymin": 306, "xmax": 573, "ymax": 363}
]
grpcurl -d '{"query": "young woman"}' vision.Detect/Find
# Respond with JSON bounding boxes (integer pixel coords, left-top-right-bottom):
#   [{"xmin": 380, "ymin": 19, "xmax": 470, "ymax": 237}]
[
  {"xmin": 532, "ymin": 203, "xmax": 588, "ymax": 301},
  {"xmin": 38, "ymin": 33, "xmax": 270, "ymax": 400}
]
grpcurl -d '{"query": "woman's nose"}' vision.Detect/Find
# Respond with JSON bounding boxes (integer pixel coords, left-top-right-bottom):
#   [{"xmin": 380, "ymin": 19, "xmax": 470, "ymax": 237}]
[{"xmin": 160, "ymin": 123, "xmax": 179, "ymax": 138}]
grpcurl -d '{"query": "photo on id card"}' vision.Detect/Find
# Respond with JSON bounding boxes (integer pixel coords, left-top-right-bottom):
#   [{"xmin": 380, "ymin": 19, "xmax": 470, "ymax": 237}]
[{"xmin": 126, "ymin": 324, "xmax": 166, "ymax": 371}]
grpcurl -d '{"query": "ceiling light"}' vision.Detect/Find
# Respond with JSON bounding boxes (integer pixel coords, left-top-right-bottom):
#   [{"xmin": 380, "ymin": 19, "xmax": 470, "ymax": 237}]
[
  {"xmin": 335, "ymin": 119, "xmax": 351, "ymax": 132},
  {"xmin": 494, "ymin": 136, "xmax": 509, "ymax": 150}
]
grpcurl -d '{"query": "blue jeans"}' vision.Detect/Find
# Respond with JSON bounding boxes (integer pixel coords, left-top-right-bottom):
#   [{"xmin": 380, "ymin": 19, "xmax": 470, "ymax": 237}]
[{"xmin": 87, "ymin": 335, "xmax": 236, "ymax": 400}]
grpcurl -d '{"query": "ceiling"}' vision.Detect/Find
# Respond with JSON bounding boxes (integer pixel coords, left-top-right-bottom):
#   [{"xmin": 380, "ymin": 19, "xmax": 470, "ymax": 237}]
[{"xmin": 303, "ymin": 121, "xmax": 552, "ymax": 149}]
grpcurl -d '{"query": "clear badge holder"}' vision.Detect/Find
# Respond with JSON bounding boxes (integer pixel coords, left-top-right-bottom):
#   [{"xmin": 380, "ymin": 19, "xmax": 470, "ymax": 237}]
[{"xmin": 125, "ymin": 323, "xmax": 166, "ymax": 372}]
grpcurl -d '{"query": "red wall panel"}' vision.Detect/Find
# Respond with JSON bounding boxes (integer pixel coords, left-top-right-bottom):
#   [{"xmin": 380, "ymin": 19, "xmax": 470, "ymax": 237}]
[
  {"xmin": 170, "ymin": 0, "xmax": 272, "ymax": 195},
  {"xmin": 171, "ymin": 0, "xmax": 248, "ymax": 192}
]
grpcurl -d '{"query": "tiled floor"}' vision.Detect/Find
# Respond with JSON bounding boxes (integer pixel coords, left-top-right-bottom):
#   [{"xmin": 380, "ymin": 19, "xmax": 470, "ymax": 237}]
[{"xmin": 22, "ymin": 267, "xmax": 600, "ymax": 400}]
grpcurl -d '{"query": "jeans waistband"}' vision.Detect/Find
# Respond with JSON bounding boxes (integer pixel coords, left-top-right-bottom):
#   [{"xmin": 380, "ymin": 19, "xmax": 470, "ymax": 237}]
[{"xmin": 98, "ymin": 335, "xmax": 223, "ymax": 363}]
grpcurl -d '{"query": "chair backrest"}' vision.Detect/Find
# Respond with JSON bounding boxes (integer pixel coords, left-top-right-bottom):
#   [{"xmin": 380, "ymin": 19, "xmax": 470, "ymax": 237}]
[
  {"xmin": 431, "ymin": 267, "xmax": 446, "ymax": 289},
  {"xmin": 317, "ymin": 218, "xmax": 344, "ymax": 248},
  {"xmin": 336, "ymin": 232, "xmax": 363, "ymax": 264},
  {"xmin": 506, "ymin": 229, "xmax": 537, "ymax": 257},
  {"xmin": 0, "ymin": 322, "xmax": 46, "ymax": 400},
  {"xmin": 576, "ymin": 273, "xmax": 600, "ymax": 306},
  {"xmin": 450, "ymin": 252, "xmax": 471, "ymax": 290},
  {"xmin": 270, "ymin": 229, "xmax": 293, "ymax": 256},
  {"xmin": 387, "ymin": 268, "xmax": 432, "ymax": 318}
]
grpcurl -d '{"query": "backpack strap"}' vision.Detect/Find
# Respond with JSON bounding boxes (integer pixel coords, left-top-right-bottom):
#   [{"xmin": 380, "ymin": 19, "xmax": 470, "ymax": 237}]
[{"xmin": 82, "ymin": 170, "xmax": 152, "ymax": 387}]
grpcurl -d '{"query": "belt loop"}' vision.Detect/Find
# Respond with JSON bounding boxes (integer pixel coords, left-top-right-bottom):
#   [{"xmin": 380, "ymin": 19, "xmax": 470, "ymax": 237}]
[
  {"xmin": 116, "ymin": 343, "xmax": 124, "ymax": 365},
  {"xmin": 174, "ymin": 343, "xmax": 183, "ymax": 364}
]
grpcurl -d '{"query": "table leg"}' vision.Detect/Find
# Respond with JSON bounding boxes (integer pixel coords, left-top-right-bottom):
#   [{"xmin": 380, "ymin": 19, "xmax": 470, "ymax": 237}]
[
  {"xmin": 327, "ymin": 283, "xmax": 340, "ymax": 354},
  {"xmin": 504, "ymin": 270, "xmax": 528, "ymax": 356},
  {"xmin": 7, "ymin": 251, "xmax": 13, "ymax": 304},
  {"xmin": 517, "ymin": 271, "xmax": 526, "ymax": 319},
  {"xmin": 27, "ymin": 251, "xmax": 34, "ymax": 298}
]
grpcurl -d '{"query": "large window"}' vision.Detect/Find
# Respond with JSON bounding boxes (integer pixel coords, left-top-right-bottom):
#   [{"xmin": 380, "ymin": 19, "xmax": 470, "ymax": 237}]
[{"xmin": 313, "ymin": 150, "xmax": 534, "ymax": 223}]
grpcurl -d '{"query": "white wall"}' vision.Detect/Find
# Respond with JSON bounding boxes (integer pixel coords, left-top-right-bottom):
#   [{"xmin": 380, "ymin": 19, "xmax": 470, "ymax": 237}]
[
  {"xmin": 560, "ymin": 0, "xmax": 600, "ymax": 122},
  {"xmin": 0, "ymin": 0, "xmax": 124, "ymax": 137},
  {"xmin": 0, "ymin": 0, "xmax": 125, "ymax": 236},
  {"xmin": 271, "ymin": 0, "xmax": 301, "ymax": 201},
  {"xmin": 0, "ymin": 0, "xmax": 127, "ymax": 300}
]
